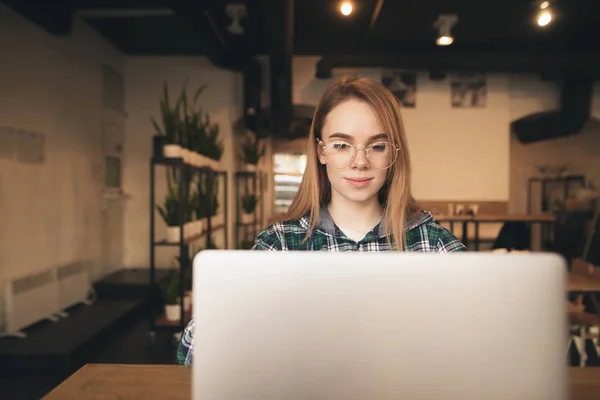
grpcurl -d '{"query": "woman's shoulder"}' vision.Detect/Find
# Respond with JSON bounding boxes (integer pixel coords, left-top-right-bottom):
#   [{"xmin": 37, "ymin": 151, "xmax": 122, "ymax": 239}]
[
  {"xmin": 253, "ymin": 217, "xmax": 309, "ymax": 250},
  {"xmin": 405, "ymin": 210, "xmax": 467, "ymax": 253}
]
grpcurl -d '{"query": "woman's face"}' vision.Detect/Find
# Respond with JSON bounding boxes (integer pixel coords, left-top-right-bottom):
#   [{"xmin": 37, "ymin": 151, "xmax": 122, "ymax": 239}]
[{"xmin": 318, "ymin": 99, "xmax": 394, "ymax": 206}]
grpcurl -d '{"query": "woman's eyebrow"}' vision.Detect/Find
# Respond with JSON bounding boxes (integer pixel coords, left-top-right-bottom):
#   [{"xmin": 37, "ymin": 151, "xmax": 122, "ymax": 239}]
[{"xmin": 327, "ymin": 132, "xmax": 388, "ymax": 141}]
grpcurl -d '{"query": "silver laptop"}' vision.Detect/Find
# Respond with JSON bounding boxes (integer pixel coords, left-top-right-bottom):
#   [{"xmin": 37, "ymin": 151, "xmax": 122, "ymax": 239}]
[{"xmin": 192, "ymin": 251, "xmax": 568, "ymax": 400}]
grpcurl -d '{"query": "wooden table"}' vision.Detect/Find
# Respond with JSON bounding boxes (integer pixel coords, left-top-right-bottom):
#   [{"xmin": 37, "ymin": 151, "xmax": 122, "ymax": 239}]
[
  {"xmin": 568, "ymin": 272, "xmax": 600, "ymax": 293},
  {"xmin": 433, "ymin": 213, "xmax": 556, "ymax": 250},
  {"xmin": 43, "ymin": 363, "xmax": 600, "ymax": 399}
]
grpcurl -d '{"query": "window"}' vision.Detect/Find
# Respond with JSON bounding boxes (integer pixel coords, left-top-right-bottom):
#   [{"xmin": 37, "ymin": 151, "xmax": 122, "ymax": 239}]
[{"xmin": 273, "ymin": 153, "xmax": 306, "ymax": 214}]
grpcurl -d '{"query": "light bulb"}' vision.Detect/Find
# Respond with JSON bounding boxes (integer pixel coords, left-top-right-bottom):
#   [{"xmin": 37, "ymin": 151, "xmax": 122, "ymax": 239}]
[
  {"xmin": 537, "ymin": 10, "xmax": 552, "ymax": 26},
  {"xmin": 436, "ymin": 35, "xmax": 453, "ymax": 46},
  {"xmin": 340, "ymin": 2, "xmax": 352, "ymax": 16}
]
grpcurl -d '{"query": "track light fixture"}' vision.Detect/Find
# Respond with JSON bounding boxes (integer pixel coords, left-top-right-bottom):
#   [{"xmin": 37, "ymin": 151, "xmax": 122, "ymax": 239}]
[{"xmin": 433, "ymin": 14, "xmax": 458, "ymax": 46}]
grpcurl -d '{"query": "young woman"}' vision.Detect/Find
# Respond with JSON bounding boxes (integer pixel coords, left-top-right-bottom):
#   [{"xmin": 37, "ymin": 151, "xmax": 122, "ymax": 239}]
[{"xmin": 177, "ymin": 75, "xmax": 466, "ymax": 365}]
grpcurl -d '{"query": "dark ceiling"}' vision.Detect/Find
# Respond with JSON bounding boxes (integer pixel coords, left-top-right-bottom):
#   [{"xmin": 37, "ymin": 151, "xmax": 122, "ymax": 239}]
[
  {"xmin": 5, "ymin": 0, "xmax": 600, "ymax": 55},
  {"xmin": 4, "ymin": 0, "xmax": 600, "ymax": 78},
  {"xmin": 3, "ymin": 0, "xmax": 599, "ymax": 138}
]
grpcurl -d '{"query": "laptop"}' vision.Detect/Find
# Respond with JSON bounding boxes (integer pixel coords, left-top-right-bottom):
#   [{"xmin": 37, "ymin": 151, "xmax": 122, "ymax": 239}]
[{"xmin": 192, "ymin": 251, "xmax": 568, "ymax": 400}]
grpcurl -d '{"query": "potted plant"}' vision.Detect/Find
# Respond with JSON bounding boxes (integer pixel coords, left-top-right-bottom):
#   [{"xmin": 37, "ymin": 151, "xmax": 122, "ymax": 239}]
[
  {"xmin": 241, "ymin": 194, "xmax": 258, "ymax": 224},
  {"xmin": 161, "ymin": 269, "xmax": 182, "ymax": 321},
  {"xmin": 157, "ymin": 171, "xmax": 185, "ymax": 242},
  {"xmin": 204, "ymin": 117, "xmax": 224, "ymax": 170},
  {"xmin": 188, "ymin": 189, "xmax": 204, "ymax": 237},
  {"xmin": 157, "ymin": 191, "xmax": 182, "ymax": 243},
  {"xmin": 151, "ymin": 82, "xmax": 183, "ymax": 159},
  {"xmin": 183, "ymin": 85, "xmax": 222, "ymax": 170},
  {"xmin": 240, "ymin": 131, "xmax": 265, "ymax": 171},
  {"xmin": 204, "ymin": 176, "xmax": 224, "ymax": 228}
]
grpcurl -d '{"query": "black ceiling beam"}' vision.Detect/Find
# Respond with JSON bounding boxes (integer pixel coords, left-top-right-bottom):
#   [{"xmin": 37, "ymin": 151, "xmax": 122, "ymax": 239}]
[
  {"xmin": 315, "ymin": 52, "xmax": 600, "ymax": 79},
  {"xmin": 368, "ymin": 0, "xmax": 385, "ymax": 31},
  {"xmin": 4, "ymin": 0, "xmax": 73, "ymax": 35},
  {"xmin": 265, "ymin": 0, "xmax": 294, "ymax": 137}
]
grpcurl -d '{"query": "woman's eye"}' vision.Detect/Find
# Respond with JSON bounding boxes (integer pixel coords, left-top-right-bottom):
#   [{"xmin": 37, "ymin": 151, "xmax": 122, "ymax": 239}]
[
  {"xmin": 331, "ymin": 142, "xmax": 351, "ymax": 150},
  {"xmin": 370, "ymin": 142, "xmax": 389, "ymax": 152}
]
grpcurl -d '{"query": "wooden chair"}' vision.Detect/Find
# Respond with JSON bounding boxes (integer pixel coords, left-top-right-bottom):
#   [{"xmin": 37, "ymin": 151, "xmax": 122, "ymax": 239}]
[{"xmin": 567, "ymin": 259, "xmax": 600, "ymax": 367}]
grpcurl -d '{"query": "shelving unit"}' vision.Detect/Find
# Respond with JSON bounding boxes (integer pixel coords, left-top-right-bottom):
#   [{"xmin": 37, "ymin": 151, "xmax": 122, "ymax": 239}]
[
  {"xmin": 149, "ymin": 156, "xmax": 228, "ymax": 333},
  {"xmin": 235, "ymin": 171, "xmax": 265, "ymax": 249},
  {"xmin": 527, "ymin": 175, "xmax": 586, "ymax": 214}
]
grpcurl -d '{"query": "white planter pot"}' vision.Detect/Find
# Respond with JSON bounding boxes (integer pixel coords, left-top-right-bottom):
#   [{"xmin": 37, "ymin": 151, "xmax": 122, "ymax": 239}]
[
  {"xmin": 165, "ymin": 304, "xmax": 181, "ymax": 321},
  {"xmin": 245, "ymin": 163, "xmax": 257, "ymax": 172},
  {"xmin": 183, "ymin": 222, "xmax": 193, "ymax": 238},
  {"xmin": 210, "ymin": 213, "xmax": 225, "ymax": 228},
  {"xmin": 166, "ymin": 226, "xmax": 181, "ymax": 243},
  {"xmin": 181, "ymin": 148, "xmax": 191, "ymax": 164},
  {"xmin": 163, "ymin": 144, "xmax": 182, "ymax": 158},
  {"xmin": 196, "ymin": 154, "xmax": 209, "ymax": 168},
  {"xmin": 196, "ymin": 219, "xmax": 205, "ymax": 236},
  {"xmin": 205, "ymin": 158, "xmax": 219, "ymax": 170},
  {"xmin": 184, "ymin": 294, "xmax": 192, "ymax": 311},
  {"xmin": 241, "ymin": 213, "xmax": 254, "ymax": 224},
  {"xmin": 192, "ymin": 152, "xmax": 203, "ymax": 167}
]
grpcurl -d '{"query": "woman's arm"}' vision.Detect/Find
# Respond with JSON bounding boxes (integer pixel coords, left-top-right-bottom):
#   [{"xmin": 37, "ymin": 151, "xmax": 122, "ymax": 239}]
[{"xmin": 177, "ymin": 317, "xmax": 195, "ymax": 366}]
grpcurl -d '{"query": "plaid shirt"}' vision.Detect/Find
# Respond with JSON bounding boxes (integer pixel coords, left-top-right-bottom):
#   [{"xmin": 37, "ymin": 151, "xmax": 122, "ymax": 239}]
[{"xmin": 177, "ymin": 208, "xmax": 466, "ymax": 365}]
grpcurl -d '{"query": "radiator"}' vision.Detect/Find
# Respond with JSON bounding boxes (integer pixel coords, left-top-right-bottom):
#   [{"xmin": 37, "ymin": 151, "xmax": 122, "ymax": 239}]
[
  {"xmin": 1, "ymin": 263, "xmax": 93, "ymax": 338},
  {"xmin": 57, "ymin": 262, "xmax": 91, "ymax": 313},
  {"xmin": 2, "ymin": 269, "xmax": 59, "ymax": 338}
]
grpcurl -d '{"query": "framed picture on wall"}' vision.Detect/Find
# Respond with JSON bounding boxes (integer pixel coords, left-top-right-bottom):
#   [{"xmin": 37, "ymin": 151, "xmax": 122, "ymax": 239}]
[
  {"xmin": 381, "ymin": 70, "xmax": 417, "ymax": 108},
  {"xmin": 451, "ymin": 73, "xmax": 487, "ymax": 108}
]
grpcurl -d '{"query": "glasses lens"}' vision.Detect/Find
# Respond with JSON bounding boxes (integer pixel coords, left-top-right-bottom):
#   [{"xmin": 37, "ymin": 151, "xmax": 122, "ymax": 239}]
[
  {"xmin": 367, "ymin": 141, "xmax": 396, "ymax": 169},
  {"xmin": 322, "ymin": 141, "xmax": 397, "ymax": 169},
  {"xmin": 323, "ymin": 141, "xmax": 355, "ymax": 168}
]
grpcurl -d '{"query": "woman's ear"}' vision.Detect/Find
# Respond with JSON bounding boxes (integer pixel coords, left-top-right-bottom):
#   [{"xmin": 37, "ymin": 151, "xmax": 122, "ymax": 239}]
[{"xmin": 316, "ymin": 141, "xmax": 326, "ymax": 165}]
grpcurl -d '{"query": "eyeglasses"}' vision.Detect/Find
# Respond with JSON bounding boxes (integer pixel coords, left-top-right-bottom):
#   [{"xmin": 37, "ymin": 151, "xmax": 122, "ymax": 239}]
[{"xmin": 318, "ymin": 139, "xmax": 399, "ymax": 170}]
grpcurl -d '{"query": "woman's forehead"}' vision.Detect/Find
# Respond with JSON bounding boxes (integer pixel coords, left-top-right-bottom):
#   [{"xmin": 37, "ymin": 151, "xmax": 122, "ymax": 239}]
[{"xmin": 322, "ymin": 99, "xmax": 386, "ymax": 141}]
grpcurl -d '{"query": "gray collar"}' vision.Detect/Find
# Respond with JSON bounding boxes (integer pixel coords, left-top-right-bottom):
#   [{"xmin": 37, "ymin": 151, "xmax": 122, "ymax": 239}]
[{"xmin": 315, "ymin": 206, "xmax": 431, "ymax": 237}]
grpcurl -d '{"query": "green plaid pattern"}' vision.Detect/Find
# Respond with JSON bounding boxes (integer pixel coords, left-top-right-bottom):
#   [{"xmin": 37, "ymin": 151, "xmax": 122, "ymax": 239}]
[
  {"xmin": 253, "ymin": 208, "xmax": 466, "ymax": 253},
  {"xmin": 177, "ymin": 208, "xmax": 466, "ymax": 365}
]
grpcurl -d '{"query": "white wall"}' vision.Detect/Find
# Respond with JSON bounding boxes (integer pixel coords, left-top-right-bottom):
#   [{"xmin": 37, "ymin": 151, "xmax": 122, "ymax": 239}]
[
  {"xmin": 123, "ymin": 57, "xmax": 243, "ymax": 268},
  {"xmin": 292, "ymin": 56, "xmax": 511, "ymax": 201},
  {"xmin": 0, "ymin": 4, "xmax": 124, "ymax": 285},
  {"xmin": 508, "ymin": 75, "xmax": 600, "ymax": 213}
]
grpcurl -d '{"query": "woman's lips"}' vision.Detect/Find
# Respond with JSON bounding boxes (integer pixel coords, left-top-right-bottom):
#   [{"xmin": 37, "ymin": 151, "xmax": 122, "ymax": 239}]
[{"xmin": 345, "ymin": 177, "xmax": 373, "ymax": 188}]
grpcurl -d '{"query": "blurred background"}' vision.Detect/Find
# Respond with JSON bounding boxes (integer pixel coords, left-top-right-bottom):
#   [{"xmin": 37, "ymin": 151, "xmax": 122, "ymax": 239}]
[{"xmin": 0, "ymin": 0, "xmax": 599, "ymax": 397}]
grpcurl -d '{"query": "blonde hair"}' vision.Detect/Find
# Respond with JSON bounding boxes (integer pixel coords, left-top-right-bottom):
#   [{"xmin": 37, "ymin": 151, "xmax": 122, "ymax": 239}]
[{"xmin": 280, "ymin": 76, "xmax": 418, "ymax": 250}]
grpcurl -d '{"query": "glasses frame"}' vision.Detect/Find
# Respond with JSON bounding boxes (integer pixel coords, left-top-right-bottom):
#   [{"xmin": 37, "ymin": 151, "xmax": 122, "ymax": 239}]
[{"xmin": 317, "ymin": 139, "xmax": 400, "ymax": 170}]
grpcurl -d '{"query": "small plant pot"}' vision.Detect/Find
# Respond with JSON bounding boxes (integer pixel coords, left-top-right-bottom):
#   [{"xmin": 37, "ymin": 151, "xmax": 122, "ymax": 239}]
[
  {"xmin": 210, "ymin": 213, "xmax": 225, "ymax": 229},
  {"xmin": 192, "ymin": 152, "xmax": 202, "ymax": 167},
  {"xmin": 207, "ymin": 158, "xmax": 220, "ymax": 171},
  {"xmin": 196, "ymin": 219, "xmax": 205, "ymax": 236},
  {"xmin": 241, "ymin": 213, "xmax": 254, "ymax": 225},
  {"xmin": 163, "ymin": 144, "xmax": 182, "ymax": 158},
  {"xmin": 245, "ymin": 163, "xmax": 257, "ymax": 172},
  {"xmin": 164, "ymin": 304, "xmax": 181, "ymax": 321},
  {"xmin": 183, "ymin": 294, "xmax": 192, "ymax": 311},
  {"xmin": 181, "ymin": 148, "xmax": 191, "ymax": 164},
  {"xmin": 167, "ymin": 226, "xmax": 181, "ymax": 243}
]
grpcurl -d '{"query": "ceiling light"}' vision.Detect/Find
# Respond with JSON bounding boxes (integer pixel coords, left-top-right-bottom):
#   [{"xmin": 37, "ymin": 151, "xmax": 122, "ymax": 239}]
[
  {"xmin": 535, "ymin": 0, "xmax": 553, "ymax": 27},
  {"xmin": 433, "ymin": 14, "xmax": 458, "ymax": 46},
  {"xmin": 537, "ymin": 9, "xmax": 552, "ymax": 26},
  {"xmin": 340, "ymin": 1, "xmax": 353, "ymax": 16},
  {"xmin": 437, "ymin": 36, "xmax": 453, "ymax": 46}
]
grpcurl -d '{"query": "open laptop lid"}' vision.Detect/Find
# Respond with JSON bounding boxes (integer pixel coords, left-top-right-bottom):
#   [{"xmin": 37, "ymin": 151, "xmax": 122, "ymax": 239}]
[{"xmin": 192, "ymin": 251, "xmax": 568, "ymax": 400}]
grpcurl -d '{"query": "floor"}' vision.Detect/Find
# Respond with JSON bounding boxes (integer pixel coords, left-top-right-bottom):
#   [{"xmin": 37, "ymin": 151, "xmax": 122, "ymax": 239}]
[
  {"xmin": 0, "ymin": 308, "xmax": 179, "ymax": 400},
  {"xmin": 2, "ymin": 311, "xmax": 599, "ymax": 399}
]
